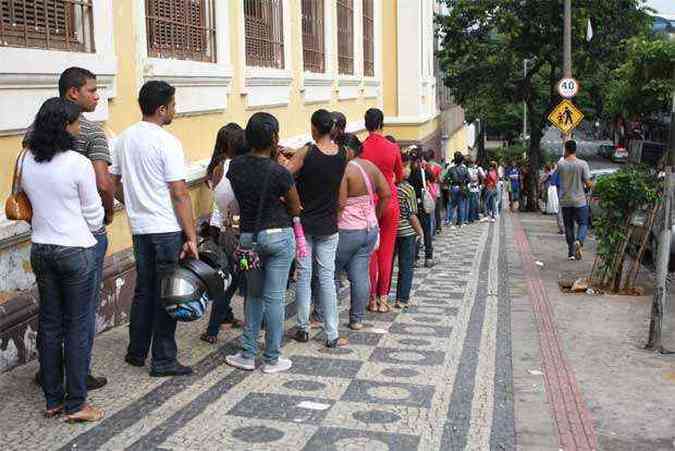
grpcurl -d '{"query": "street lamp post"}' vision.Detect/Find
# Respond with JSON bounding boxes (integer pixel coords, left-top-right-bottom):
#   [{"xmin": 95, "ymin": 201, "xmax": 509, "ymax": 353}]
[{"xmin": 523, "ymin": 59, "xmax": 528, "ymax": 141}]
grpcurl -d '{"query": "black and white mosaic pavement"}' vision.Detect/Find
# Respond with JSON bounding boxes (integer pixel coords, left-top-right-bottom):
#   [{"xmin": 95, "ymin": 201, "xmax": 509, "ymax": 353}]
[{"xmin": 0, "ymin": 220, "xmax": 515, "ymax": 450}]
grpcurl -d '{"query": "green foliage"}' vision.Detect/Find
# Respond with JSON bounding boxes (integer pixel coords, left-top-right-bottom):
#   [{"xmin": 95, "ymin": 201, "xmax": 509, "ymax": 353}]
[
  {"xmin": 605, "ymin": 35, "xmax": 675, "ymax": 118},
  {"xmin": 487, "ymin": 145, "xmax": 527, "ymax": 165},
  {"xmin": 591, "ymin": 167, "xmax": 660, "ymax": 285},
  {"xmin": 436, "ymin": 0, "xmax": 649, "ymax": 209}
]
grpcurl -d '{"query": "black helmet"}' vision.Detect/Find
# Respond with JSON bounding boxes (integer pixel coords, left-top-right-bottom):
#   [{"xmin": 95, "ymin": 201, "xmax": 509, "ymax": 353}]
[{"xmin": 160, "ymin": 241, "xmax": 231, "ymax": 322}]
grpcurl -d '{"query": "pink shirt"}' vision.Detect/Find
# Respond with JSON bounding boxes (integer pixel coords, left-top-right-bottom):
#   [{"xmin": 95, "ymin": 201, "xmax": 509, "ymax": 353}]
[{"xmin": 338, "ymin": 161, "xmax": 378, "ymax": 230}]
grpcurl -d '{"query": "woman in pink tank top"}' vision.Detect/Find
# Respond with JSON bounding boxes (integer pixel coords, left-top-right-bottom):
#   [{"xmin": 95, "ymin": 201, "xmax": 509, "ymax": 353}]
[{"xmin": 335, "ymin": 134, "xmax": 391, "ymax": 329}]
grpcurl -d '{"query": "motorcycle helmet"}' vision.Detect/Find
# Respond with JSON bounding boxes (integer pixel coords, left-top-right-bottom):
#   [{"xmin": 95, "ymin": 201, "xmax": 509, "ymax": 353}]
[{"xmin": 160, "ymin": 242, "xmax": 231, "ymax": 322}]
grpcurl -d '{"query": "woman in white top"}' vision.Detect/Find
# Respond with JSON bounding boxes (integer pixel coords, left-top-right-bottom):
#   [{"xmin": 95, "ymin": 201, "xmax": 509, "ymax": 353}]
[
  {"xmin": 201, "ymin": 123, "xmax": 247, "ymax": 343},
  {"xmin": 22, "ymin": 98, "xmax": 104, "ymax": 423}
]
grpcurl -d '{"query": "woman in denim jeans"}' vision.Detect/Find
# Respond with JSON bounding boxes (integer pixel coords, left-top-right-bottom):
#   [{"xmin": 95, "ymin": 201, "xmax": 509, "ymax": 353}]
[
  {"xmin": 22, "ymin": 98, "xmax": 105, "ymax": 422},
  {"xmin": 336, "ymin": 134, "xmax": 391, "ymax": 330},
  {"xmin": 225, "ymin": 112, "xmax": 302, "ymax": 374}
]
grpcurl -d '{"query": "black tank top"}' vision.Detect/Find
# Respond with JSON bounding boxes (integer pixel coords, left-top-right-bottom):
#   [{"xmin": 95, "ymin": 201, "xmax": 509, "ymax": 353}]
[{"xmin": 297, "ymin": 144, "xmax": 348, "ymax": 236}]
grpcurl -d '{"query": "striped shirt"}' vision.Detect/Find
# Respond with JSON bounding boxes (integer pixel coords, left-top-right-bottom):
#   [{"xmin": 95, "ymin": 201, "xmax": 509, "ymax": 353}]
[
  {"xmin": 24, "ymin": 115, "xmax": 111, "ymax": 165},
  {"xmin": 397, "ymin": 181, "xmax": 418, "ymax": 237}
]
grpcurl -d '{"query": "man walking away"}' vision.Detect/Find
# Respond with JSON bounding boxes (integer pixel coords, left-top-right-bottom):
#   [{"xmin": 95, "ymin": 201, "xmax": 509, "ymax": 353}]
[
  {"xmin": 558, "ymin": 140, "xmax": 592, "ymax": 261},
  {"xmin": 24, "ymin": 67, "xmax": 114, "ymax": 391},
  {"xmin": 112, "ymin": 81, "xmax": 199, "ymax": 377}
]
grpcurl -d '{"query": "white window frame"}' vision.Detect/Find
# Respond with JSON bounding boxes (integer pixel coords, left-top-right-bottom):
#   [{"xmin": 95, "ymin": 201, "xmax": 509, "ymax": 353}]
[
  {"xmin": 0, "ymin": 0, "xmax": 117, "ymax": 135},
  {"xmin": 337, "ymin": 0, "xmax": 361, "ymax": 101},
  {"xmin": 136, "ymin": 0, "xmax": 233, "ymax": 117},
  {"xmin": 239, "ymin": 0, "xmax": 293, "ymax": 109},
  {"xmin": 362, "ymin": 0, "xmax": 381, "ymax": 99},
  {"xmin": 301, "ymin": 0, "xmax": 335, "ymax": 104}
]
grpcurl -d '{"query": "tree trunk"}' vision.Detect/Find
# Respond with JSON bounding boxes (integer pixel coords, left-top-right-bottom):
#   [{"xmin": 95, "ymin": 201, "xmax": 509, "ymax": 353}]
[
  {"xmin": 477, "ymin": 127, "xmax": 487, "ymax": 164},
  {"xmin": 526, "ymin": 126, "xmax": 543, "ymax": 212}
]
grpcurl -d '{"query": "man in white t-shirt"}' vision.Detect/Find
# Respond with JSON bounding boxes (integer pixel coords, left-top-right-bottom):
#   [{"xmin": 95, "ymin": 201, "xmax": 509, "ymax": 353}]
[{"xmin": 111, "ymin": 81, "xmax": 198, "ymax": 377}]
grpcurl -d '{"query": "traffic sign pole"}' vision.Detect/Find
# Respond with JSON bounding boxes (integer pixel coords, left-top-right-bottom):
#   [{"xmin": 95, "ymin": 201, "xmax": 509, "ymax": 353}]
[{"xmin": 562, "ymin": 0, "xmax": 572, "ymax": 148}]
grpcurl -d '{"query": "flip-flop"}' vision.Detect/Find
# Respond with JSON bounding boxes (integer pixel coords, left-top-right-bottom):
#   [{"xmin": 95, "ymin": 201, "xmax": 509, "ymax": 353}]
[
  {"xmin": 200, "ymin": 333, "xmax": 218, "ymax": 344},
  {"xmin": 378, "ymin": 302, "xmax": 391, "ymax": 313},
  {"xmin": 45, "ymin": 405, "xmax": 64, "ymax": 418},
  {"xmin": 64, "ymin": 404, "xmax": 104, "ymax": 423}
]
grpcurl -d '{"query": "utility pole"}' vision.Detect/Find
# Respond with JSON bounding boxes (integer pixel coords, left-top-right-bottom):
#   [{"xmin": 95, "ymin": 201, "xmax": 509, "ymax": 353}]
[
  {"xmin": 561, "ymin": 0, "xmax": 572, "ymax": 149},
  {"xmin": 523, "ymin": 59, "xmax": 528, "ymax": 141},
  {"xmin": 649, "ymin": 66, "xmax": 675, "ymax": 353}
]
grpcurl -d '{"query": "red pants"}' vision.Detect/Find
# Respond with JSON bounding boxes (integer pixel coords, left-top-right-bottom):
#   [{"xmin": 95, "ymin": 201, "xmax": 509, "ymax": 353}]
[{"xmin": 370, "ymin": 200, "xmax": 399, "ymax": 297}]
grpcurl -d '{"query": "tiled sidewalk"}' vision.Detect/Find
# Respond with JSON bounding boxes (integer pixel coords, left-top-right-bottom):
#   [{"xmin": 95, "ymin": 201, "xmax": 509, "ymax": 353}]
[{"xmin": 0, "ymin": 220, "xmax": 516, "ymax": 450}]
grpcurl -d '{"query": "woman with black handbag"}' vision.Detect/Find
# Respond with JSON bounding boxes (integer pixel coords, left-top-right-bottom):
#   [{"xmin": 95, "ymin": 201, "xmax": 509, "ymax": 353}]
[
  {"xmin": 224, "ymin": 112, "xmax": 302, "ymax": 374},
  {"xmin": 21, "ymin": 98, "xmax": 104, "ymax": 422}
]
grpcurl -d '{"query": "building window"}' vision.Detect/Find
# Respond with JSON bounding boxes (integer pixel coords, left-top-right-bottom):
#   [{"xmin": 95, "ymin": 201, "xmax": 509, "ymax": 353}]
[
  {"xmin": 336, "ymin": 0, "xmax": 353, "ymax": 75},
  {"xmin": 244, "ymin": 0, "xmax": 284, "ymax": 69},
  {"xmin": 0, "ymin": 0, "xmax": 95, "ymax": 52},
  {"xmin": 362, "ymin": 0, "xmax": 374, "ymax": 77},
  {"xmin": 301, "ymin": 0, "xmax": 324, "ymax": 73},
  {"xmin": 145, "ymin": 0, "xmax": 216, "ymax": 63}
]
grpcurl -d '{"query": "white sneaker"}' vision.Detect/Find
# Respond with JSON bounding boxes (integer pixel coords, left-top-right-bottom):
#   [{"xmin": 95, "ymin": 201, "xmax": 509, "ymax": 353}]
[
  {"xmin": 490, "ymin": 218, "xmax": 496, "ymax": 223},
  {"xmin": 225, "ymin": 352, "xmax": 255, "ymax": 371},
  {"xmin": 480, "ymin": 217, "xmax": 489, "ymax": 223},
  {"xmin": 449, "ymin": 225, "xmax": 457, "ymax": 230},
  {"xmin": 262, "ymin": 357, "xmax": 292, "ymax": 374}
]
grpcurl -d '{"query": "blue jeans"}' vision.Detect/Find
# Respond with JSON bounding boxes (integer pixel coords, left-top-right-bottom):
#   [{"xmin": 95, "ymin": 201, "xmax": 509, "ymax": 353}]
[
  {"xmin": 206, "ymin": 268, "xmax": 241, "ymax": 337},
  {"xmin": 447, "ymin": 187, "xmax": 467, "ymax": 225},
  {"xmin": 415, "ymin": 211, "xmax": 433, "ymax": 260},
  {"xmin": 468, "ymin": 192, "xmax": 480, "ymax": 222},
  {"xmin": 296, "ymin": 233, "xmax": 340, "ymax": 341},
  {"xmin": 395, "ymin": 235, "xmax": 416, "ymax": 303},
  {"xmin": 127, "ymin": 232, "xmax": 183, "ymax": 372},
  {"xmin": 486, "ymin": 189, "xmax": 498, "ymax": 218},
  {"xmin": 335, "ymin": 228, "xmax": 379, "ymax": 324},
  {"xmin": 562, "ymin": 206, "xmax": 589, "ymax": 257},
  {"xmin": 31, "ymin": 244, "xmax": 97, "ymax": 414},
  {"xmin": 240, "ymin": 228, "xmax": 294, "ymax": 364},
  {"xmin": 88, "ymin": 228, "xmax": 108, "ymax": 372}
]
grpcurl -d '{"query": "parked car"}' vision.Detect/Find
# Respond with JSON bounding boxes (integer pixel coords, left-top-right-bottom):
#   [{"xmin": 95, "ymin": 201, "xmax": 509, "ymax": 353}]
[{"xmin": 611, "ymin": 146, "xmax": 629, "ymax": 163}]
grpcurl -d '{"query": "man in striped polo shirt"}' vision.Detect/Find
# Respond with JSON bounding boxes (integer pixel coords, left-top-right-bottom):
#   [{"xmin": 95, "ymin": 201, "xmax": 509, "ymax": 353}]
[{"xmin": 25, "ymin": 67, "xmax": 115, "ymax": 391}]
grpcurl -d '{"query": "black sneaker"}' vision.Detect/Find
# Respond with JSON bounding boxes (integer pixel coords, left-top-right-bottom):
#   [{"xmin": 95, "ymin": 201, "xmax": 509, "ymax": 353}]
[
  {"xmin": 124, "ymin": 354, "xmax": 145, "ymax": 367},
  {"xmin": 33, "ymin": 371, "xmax": 41, "ymax": 387},
  {"xmin": 150, "ymin": 363, "xmax": 193, "ymax": 378},
  {"xmin": 293, "ymin": 330, "xmax": 309, "ymax": 343},
  {"xmin": 86, "ymin": 374, "xmax": 108, "ymax": 391},
  {"xmin": 424, "ymin": 259, "xmax": 436, "ymax": 268}
]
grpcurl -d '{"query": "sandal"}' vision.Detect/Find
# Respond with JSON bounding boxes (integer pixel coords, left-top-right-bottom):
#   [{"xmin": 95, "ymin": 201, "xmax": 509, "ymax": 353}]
[
  {"xmin": 367, "ymin": 297, "xmax": 379, "ymax": 312},
  {"xmin": 45, "ymin": 405, "xmax": 64, "ymax": 418},
  {"xmin": 326, "ymin": 337, "xmax": 349, "ymax": 348},
  {"xmin": 200, "ymin": 333, "xmax": 218, "ymax": 344},
  {"xmin": 378, "ymin": 296, "xmax": 391, "ymax": 313},
  {"xmin": 64, "ymin": 404, "xmax": 104, "ymax": 423}
]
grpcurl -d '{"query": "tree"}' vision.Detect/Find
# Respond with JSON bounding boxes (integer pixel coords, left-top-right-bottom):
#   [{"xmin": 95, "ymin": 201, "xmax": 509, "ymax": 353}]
[
  {"xmin": 605, "ymin": 35, "xmax": 675, "ymax": 120},
  {"xmin": 436, "ymin": 0, "xmax": 649, "ymax": 209}
]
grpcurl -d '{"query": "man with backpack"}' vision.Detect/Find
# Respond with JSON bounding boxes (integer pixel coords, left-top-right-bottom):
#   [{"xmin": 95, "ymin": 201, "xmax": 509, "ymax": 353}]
[{"xmin": 444, "ymin": 152, "xmax": 470, "ymax": 229}]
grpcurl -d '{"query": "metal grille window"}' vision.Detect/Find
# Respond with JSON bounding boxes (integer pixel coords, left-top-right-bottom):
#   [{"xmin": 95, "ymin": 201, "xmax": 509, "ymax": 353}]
[
  {"xmin": 145, "ymin": 0, "xmax": 216, "ymax": 63},
  {"xmin": 337, "ymin": 0, "xmax": 353, "ymax": 75},
  {"xmin": 362, "ymin": 0, "xmax": 374, "ymax": 77},
  {"xmin": 301, "ymin": 0, "xmax": 324, "ymax": 73},
  {"xmin": 0, "ymin": 0, "xmax": 95, "ymax": 52},
  {"xmin": 244, "ymin": 0, "xmax": 284, "ymax": 69}
]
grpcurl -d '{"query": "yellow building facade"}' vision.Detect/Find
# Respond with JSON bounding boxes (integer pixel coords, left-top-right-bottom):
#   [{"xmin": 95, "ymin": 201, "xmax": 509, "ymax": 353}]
[{"xmin": 0, "ymin": 0, "xmax": 464, "ymax": 371}]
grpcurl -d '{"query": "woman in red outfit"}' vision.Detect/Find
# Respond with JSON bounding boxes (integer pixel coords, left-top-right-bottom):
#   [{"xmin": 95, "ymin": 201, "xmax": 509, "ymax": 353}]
[{"xmin": 361, "ymin": 108, "xmax": 403, "ymax": 312}]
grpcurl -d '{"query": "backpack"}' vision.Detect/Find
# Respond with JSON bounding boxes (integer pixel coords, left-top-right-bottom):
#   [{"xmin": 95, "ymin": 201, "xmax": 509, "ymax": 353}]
[{"xmin": 444, "ymin": 165, "xmax": 469, "ymax": 187}]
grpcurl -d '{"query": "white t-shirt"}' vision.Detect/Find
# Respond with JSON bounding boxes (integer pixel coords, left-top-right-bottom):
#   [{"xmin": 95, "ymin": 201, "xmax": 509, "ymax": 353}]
[
  {"xmin": 22, "ymin": 150, "xmax": 104, "ymax": 247},
  {"xmin": 213, "ymin": 159, "xmax": 240, "ymax": 222},
  {"xmin": 111, "ymin": 121, "xmax": 186, "ymax": 235}
]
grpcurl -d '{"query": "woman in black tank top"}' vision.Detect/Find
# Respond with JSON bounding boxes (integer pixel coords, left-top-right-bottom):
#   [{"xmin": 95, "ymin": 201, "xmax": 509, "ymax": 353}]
[{"xmin": 282, "ymin": 109, "xmax": 349, "ymax": 348}]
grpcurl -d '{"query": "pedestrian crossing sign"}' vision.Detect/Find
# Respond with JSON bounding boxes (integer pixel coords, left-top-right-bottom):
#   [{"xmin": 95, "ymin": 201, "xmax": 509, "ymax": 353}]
[{"xmin": 548, "ymin": 99, "xmax": 584, "ymax": 134}]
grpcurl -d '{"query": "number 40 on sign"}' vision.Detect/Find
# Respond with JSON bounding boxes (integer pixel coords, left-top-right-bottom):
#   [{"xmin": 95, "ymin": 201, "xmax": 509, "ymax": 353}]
[{"xmin": 557, "ymin": 78, "xmax": 579, "ymax": 99}]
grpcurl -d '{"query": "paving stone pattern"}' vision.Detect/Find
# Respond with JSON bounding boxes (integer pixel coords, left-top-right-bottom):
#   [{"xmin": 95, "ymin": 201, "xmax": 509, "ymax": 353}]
[{"xmin": 0, "ymin": 220, "xmax": 515, "ymax": 450}]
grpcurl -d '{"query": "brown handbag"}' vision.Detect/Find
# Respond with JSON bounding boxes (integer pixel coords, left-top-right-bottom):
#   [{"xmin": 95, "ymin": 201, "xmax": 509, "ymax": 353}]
[{"xmin": 5, "ymin": 149, "xmax": 32, "ymax": 222}]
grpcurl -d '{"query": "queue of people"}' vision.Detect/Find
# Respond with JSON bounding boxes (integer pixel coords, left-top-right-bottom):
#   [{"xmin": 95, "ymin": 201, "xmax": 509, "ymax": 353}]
[{"xmin": 15, "ymin": 66, "xmax": 441, "ymax": 423}]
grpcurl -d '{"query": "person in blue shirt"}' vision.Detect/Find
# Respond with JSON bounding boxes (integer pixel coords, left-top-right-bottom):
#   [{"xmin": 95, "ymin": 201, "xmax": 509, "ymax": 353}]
[{"xmin": 505, "ymin": 162, "xmax": 521, "ymax": 212}]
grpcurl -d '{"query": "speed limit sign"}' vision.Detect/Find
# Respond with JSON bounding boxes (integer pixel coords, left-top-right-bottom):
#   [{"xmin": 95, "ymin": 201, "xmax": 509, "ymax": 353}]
[{"xmin": 558, "ymin": 78, "xmax": 579, "ymax": 98}]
